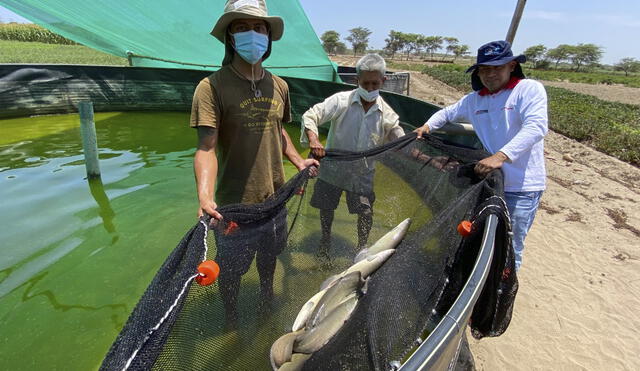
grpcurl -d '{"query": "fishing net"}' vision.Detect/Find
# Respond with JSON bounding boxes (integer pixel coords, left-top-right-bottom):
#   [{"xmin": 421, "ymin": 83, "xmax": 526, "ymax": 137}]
[{"xmin": 100, "ymin": 133, "xmax": 517, "ymax": 371}]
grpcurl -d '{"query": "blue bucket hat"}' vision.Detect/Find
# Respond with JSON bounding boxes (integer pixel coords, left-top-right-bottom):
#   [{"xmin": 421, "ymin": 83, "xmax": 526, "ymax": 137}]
[{"xmin": 467, "ymin": 40, "xmax": 527, "ymax": 91}]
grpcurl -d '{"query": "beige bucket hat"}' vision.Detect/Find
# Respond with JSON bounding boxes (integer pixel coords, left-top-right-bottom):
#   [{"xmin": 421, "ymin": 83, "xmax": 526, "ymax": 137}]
[{"xmin": 210, "ymin": 0, "xmax": 284, "ymax": 43}]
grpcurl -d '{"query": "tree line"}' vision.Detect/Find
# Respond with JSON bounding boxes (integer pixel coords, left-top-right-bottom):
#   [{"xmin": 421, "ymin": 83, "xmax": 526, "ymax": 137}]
[
  {"xmin": 321, "ymin": 28, "xmax": 639, "ymax": 75},
  {"xmin": 321, "ymin": 28, "xmax": 470, "ymax": 62},
  {"xmin": 523, "ymin": 44, "xmax": 640, "ymax": 75}
]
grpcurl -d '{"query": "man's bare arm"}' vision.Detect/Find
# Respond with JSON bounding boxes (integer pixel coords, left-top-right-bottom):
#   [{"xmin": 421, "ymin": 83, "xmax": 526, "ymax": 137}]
[
  {"xmin": 194, "ymin": 126, "xmax": 222, "ymax": 220},
  {"xmin": 282, "ymin": 128, "xmax": 319, "ymax": 175}
]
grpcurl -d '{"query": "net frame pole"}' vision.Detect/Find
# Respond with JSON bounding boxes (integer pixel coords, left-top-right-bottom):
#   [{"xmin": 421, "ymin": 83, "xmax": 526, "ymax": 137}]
[
  {"xmin": 78, "ymin": 101, "xmax": 101, "ymax": 179},
  {"xmin": 505, "ymin": 0, "xmax": 527, "ymax": 45}
]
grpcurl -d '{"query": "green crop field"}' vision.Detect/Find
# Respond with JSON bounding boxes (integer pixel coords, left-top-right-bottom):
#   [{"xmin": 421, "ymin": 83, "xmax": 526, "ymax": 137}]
[
  {"xmin": 420, "ymin": 65, "xmax": 640, "ymax": 166},
  {"xmin": 0, "ymin": 23, "xmax": 126, "ymax": 65},
  {"xmin": 0, "ymin": 40, "xmax": 127, "ymax": 65},
  {"xmin": 524, "ymin": 68, "xmax": 640, "ymax": 88},
  {"xmin": 0, "ymin": 23, "xmax": 76, "ymax": 44}
]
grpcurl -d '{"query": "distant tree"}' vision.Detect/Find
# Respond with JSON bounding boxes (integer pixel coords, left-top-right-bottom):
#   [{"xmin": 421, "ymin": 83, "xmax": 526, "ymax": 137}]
[
  {"xmin": 383, "ymin": 30, "xmax": 405, "ymax": 60},
  {"xmin": 415, "ymin": 35, "xmax": 429, "ymax": 58},
  {"xmin": 546, "ymin": 44, "xmax": 573, "ymax": 69},
  {"xmin": 614, "ymin": 57, "xmax": 640, "ymax": 76},
  {"xmin": 441, "ymin": 37, "xmax": 459, "ymax": 61},
  {"xmin": 320, "ymin": 30, "xmax": 341, "ymax": 55},
  {"xmin": 523, "ymin": 44, "xmax": 547, "ymax": 69},
  {"xmin": 451, "ymin": 44, "xmax": 470, "ymax": 62},
  {"xmin": 346, "ymin": 27, "xmax": 372, "ymax": 56},
  {"xmin": 401, "ymin": 33, "xmax": 420, "ymax": 60},
  {"xmin": 335, "ymin": 41, "xmax": 348, "ymax": 55},
  {"xmin": 569, "ymin": 43, "xmax": 603, "ymax": 71},
  {"xmin": 423, "ymin": 36, "xmax": 443, "ymax": 59}
]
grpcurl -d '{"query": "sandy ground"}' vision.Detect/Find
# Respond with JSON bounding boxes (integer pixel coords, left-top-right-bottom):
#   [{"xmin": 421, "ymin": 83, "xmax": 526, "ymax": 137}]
[{"xmin": 333, "ymin": 57, "xmax": 640, "ymax": 370}]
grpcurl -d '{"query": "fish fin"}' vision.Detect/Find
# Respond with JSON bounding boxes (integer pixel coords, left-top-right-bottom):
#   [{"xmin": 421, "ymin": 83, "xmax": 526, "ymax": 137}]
[
  {"xmin": 319, "ymin": 274, "xmax": 339, "ymax": 290},
  {"xmin": 353, "ymin": 248, "xmax": 369, "ymax": 263}
]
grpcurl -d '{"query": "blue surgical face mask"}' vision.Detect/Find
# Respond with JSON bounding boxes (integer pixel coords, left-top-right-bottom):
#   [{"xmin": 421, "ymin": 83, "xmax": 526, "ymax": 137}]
[{"xmin": 232, "ymin": 30, "xmax": 269, "ymax": 65}]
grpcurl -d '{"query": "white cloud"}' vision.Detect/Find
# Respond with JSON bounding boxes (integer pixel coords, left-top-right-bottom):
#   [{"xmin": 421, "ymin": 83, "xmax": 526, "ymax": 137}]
[
  {"xmin": 591, "ymin": 14, "xmax": 640, "ymax": 28},
  {"xmin": 500, "ymin": 9, "xmax": 640, "ymax": 28},
  {"xmin": 526, "ymin": 10, "xmax": 566, "ymax": 22}
]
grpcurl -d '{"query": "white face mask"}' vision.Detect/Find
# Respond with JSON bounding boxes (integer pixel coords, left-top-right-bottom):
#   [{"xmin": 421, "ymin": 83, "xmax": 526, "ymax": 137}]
[{"xmin": 357, "ymin": 87, "xmax": 379, "ymax": 102}]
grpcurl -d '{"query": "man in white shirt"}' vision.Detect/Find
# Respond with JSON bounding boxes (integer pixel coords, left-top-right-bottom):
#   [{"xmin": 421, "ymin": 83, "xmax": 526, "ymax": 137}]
[
  {"xmin": 415, "ymin": 40, "xmax": 548, "ymax": 270},
  {"xmin": 301, "ymin": 54, "xmax": 405, "ymax": 257}
]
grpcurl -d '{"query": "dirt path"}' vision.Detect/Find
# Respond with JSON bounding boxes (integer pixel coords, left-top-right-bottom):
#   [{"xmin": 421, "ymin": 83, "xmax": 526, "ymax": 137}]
[
  {"xmin": 402, "ymin": 71, "xmax": 640, "ymax": 371},
  {"xmin": 332, "ymin": 55, "xmax": 640, "ymax": 370}
]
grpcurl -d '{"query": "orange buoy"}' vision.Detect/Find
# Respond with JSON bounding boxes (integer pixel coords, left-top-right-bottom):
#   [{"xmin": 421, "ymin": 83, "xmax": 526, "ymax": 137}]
[
  {"xmin": 195, "ymin": 260, "xmax": 220, "ymax": 286},
  {"xmin": 457, "ymin": 220, "xmax": 473, "ymax": 237},
  {"xmin": 223, "ymin": 221, "xmax": 239, "ymax": 236}
]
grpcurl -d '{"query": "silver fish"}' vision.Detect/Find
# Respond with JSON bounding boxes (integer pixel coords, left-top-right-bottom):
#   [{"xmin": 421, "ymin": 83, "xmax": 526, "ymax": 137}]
[
  {"xmin": 320, "ymin": 249, "xmax": 395, "ymax": 290},
  {"xmin": 270, "ymin": 330, "xmax": 304, "ymax": 370},
  {"xmin": 277, "ymin": 353, "xmax": 312, "ymax": 371},
  {"xmin": 307, "ymin": 271, "xmax": 362, "ymax": 328},
  {"xmin": 343, "ymin": 249, "xmax": 395, "ymax": 279},
  {"xmin": 354, "ymin": 218, "xmax": 411, "ymax": 263},
  {"xmin": 319, "ymin": 273, "xmax": 340, "ymax": 291},
  {"xmin": 292, "ymin": 289, "xmax": 328, "ymax": 332},
  {"xmin": 293, "ymin": 294, "xmax": 359, "ymax": 354}
]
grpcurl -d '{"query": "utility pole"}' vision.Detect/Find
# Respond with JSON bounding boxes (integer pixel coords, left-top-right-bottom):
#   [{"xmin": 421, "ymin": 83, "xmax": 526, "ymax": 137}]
[{"xmin": 506, "ymin": 0, "xmax": 527, "ymax": 45}]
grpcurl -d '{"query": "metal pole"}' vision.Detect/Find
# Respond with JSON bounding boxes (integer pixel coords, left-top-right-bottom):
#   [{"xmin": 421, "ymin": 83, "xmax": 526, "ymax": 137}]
[
  {"xmin": 78, "ymin": 101, "xmax": 101, "ymax": 179},
  {"xmin": 506, "ymin": 0, "xmax": 527, "ymax": 45}
]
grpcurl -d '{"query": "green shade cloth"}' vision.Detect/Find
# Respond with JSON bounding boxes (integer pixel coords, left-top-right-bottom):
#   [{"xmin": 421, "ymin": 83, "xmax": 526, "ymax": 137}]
[{"xmin": 0, "ymin": 0, "xmax": 338, "ymax": 81}]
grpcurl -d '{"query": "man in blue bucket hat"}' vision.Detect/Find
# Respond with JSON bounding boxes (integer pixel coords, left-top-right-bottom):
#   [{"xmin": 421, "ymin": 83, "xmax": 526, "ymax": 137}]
[{"xmin": 415, "ymin": 40, "xmax": 548, "ymax": 271}]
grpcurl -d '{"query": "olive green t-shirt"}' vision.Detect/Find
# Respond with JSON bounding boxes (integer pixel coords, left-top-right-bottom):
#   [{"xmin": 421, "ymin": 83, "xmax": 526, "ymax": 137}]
[{"xmin": 190, "ymin": 65, "xmax": 291, "ymax": 206}]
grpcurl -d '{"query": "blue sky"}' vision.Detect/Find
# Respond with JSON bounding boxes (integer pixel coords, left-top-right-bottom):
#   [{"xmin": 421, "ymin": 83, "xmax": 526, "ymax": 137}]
[
  {"xmin": 298, "ymin": 0, "xmax": 640, "ymax": 65},
  {"xmin": 2, "ymin": 1, "xmax": 638, "ymax": 65}
]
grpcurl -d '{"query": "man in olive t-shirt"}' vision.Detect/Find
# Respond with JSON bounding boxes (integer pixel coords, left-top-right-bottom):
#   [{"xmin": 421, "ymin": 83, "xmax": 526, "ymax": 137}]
[
  {"xmin": 191, "ymin": 0, "xmax": 318, "ymax": 329},
  {"xmin": 191, "ymin": 66, "xmax": 293, "ymax": 206}
]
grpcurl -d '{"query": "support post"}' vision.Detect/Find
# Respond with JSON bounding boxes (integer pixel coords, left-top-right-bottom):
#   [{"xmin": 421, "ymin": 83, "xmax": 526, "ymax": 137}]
[
  {"xmin": 505, "ymin": 0, "xmax": 527, "ymax": 45},
  {"xmin": 78, "ymin": 101, "xmax": 101, "ymax": 179}
]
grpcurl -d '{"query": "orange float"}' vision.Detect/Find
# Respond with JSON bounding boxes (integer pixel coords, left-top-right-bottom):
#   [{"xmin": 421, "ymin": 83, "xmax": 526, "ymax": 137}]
[
  {"xmin": 195, "ymin": 260, "xmax": 220, "ymax": 286},
  {"xmin": 223, "ymin": 221, "xmax": 239, "ymax": 236},
  {"xmin": 457, "ymin": 220, "xmax": 473, "ymax": 237}
]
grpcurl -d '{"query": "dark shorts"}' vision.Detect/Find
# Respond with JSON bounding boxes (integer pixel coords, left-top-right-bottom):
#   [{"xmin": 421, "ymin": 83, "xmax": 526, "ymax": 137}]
[
  {"xmin": 310, "ymin": 179, "xmax": 375, "ymax": 214},
  {"xmin": 214, "ymin": 207, "xmax": 287, "ymax": 277}
]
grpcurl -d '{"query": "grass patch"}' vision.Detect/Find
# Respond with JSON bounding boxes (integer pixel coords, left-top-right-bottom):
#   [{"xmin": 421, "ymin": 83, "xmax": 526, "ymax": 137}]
[
  {"xmin": 0, "ymin": 40, "xmax": 127, "ymax": 65},
  {"xmin": 387, "ymin": 61, "xmax": 429, "ymax": 72},
  {"xmin": 421, "ymin": 65, "xmax": 640, "ymax": 166},
  {"xmin": 421, "ymin": 64, "xmax": 470, "ymax": 91}
]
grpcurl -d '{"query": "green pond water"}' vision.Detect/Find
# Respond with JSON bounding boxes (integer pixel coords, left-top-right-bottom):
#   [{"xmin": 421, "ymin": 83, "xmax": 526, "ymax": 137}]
[{"xmin": 0, "ymin": 112, "xmax": 432, "ymax": 370}]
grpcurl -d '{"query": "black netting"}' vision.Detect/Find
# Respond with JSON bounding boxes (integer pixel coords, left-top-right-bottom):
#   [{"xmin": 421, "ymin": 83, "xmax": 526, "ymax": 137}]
[{"xmin": 100, "ymin": 133, "xmax": 516, "ymax": 371}]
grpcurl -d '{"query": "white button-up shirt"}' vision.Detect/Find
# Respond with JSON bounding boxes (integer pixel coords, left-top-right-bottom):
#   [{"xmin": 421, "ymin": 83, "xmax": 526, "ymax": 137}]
[
  {"xmin": 301, "ymin": 89, "xmax": 404, "ymax": 193},
  {"xmin": 301, "ymin": 90, "xmax": 404, "ymax": 151},
  {"xmin": 425, "ymin": 79, "xmax": 548, "ymax": 192}
]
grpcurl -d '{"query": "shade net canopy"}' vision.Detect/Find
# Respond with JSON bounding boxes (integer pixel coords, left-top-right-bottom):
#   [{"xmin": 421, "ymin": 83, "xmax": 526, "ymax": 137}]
[
  {"xmin": 0, "ymin": 0, "xmax": 338, "ymax": 81},
  {"xmin": 100, "ymin": 133, "xmax": 516, "ymax": 371}
]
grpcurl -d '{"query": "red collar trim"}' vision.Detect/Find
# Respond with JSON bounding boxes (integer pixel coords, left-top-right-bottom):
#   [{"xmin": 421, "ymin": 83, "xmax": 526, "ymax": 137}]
[{"xmin": 479, "ymin": 77, "xmax": 522, "ymax": 96}]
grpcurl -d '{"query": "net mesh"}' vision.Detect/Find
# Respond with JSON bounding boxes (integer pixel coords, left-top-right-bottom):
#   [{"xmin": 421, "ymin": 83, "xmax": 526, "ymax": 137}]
[{"xmin": 100, "ymin": 133, "xmax": 516, "ymax": 371}]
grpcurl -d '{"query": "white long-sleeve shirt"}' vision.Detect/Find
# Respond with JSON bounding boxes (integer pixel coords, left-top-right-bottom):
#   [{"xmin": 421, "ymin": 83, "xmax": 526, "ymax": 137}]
[
  {"xmin": 301, "ymin": 90, "xmax": 404, "ymax": 151},
  {"xmin": 301, "ymin": 90, "xmax": 404, "ymax": 193},
  {"xmin": 425, "ymin": 79, "xmax": 548, "ymax": 192}
]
